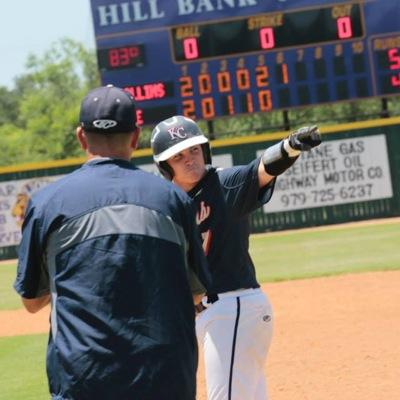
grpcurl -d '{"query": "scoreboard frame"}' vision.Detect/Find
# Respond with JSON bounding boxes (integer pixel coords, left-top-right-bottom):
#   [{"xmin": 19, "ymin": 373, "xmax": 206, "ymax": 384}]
[{"xmin": 90, "ymin": 0, "xmax": 400, "ymax": 125}]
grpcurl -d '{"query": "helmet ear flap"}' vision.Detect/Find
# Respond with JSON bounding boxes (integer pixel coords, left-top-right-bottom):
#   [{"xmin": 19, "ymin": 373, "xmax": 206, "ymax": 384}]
[
  {"xmin": 157, "ymin": 161, "xmax": 174, "ymax": 180},
  {"xmin": 202, "ymin": 143, "xmax": 212, "ymax": 165}
]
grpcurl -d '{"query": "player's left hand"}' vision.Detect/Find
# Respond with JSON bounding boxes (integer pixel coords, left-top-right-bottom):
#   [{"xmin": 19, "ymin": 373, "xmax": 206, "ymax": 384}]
[{"xmin": 288, "ymin": 125, "xmax": 321, "ymax": 151}]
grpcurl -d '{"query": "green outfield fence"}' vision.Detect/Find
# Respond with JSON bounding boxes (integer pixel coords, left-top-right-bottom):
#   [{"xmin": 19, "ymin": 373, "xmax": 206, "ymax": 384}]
[{"xmin": 1, "ymin": 117, "xmax": 399, "ymax": 260}]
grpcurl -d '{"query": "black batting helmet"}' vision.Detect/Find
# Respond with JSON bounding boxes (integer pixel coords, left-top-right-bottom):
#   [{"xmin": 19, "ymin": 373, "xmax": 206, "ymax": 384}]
[{"xmin": 151, "ymin": 115, "xmax": 211, "ymax": 180}]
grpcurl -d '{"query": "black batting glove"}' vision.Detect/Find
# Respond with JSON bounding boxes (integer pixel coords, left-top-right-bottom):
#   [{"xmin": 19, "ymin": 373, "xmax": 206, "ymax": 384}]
[
  {"xmin": 262, "ymin": 125, "xmax": 322, "ymax": 176},
  {"xmin": 288, "ymin": 125, "xmax": 321, "ymax": 151}
]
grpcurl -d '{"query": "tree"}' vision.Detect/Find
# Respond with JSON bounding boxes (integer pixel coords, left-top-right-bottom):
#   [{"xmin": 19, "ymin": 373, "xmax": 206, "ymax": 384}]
[
  {"xmin": 0, "ymin": 38, "xmax": 100, "ymax": 166},
  {"xmin": 0, "ymin": 86, "xmax": 19, "ymax": 127}
]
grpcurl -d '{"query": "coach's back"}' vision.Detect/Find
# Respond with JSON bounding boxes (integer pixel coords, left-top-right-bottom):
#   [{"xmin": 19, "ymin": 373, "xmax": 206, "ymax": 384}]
[{"xmin": 14, "ymin": 86, "xmax": 210, "ymax": 400}]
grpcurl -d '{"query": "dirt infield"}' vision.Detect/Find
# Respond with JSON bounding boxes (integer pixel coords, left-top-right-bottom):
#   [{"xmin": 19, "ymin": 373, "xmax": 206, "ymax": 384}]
[{"xmin": 1, "ymin": 270, "xmax": 399, "ymax": 400}]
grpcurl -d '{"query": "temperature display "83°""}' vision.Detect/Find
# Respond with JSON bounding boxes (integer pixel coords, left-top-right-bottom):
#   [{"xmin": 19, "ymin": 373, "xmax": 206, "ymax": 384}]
[{"xmin": 97, "ymin": 45, "xmax": 146, "ymax": 70}]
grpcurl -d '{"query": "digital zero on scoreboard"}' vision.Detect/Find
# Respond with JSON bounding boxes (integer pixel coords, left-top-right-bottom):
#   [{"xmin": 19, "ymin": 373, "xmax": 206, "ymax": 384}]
[{"xmin": 90, "ymin": 0, "xmax": 400, "ymax": 125}]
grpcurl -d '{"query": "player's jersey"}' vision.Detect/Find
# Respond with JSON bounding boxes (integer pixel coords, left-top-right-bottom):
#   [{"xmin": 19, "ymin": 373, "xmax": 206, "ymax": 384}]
[
  {"xmin": 14, "ymin": 158, "xmax": 210, "ymax": 400},
  {"xmin": 187, "ymin": 158, "xmax": 275, "ymax": 294}
]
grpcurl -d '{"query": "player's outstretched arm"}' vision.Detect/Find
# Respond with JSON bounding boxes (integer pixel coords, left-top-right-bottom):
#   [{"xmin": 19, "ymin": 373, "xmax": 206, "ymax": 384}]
[{"xmin": 258, "ymin": 125, "xmax": 321, "ymax": 187}]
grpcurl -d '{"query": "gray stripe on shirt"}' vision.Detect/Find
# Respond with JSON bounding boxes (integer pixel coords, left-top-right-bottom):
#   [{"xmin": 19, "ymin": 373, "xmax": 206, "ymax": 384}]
[{"xmin": 46, "ymin": 203, "xmax": 188, "ymax": 337}]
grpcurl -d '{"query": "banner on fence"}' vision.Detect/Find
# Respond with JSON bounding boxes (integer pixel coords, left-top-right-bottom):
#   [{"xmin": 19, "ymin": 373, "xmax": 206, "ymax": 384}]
[
  {"xmin": 0, "ymin": 176, "xmax": 63, "ymax": 248},
  {"xmin": 0, "ymin": 154, "xmax": 234, "ymax": 249},
  {"xmin": 261, "ymin": 134, "xmax": 393, "ymax": 213}
]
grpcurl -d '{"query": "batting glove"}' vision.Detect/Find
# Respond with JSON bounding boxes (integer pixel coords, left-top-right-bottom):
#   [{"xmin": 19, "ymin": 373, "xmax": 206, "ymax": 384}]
[
  {"xmin": 288, "ymin": 125, "xmax": 321, "ymax": 151},
  {"xmin": 262, "ymin": 125, "xmax": 322, "ymax": 176}
]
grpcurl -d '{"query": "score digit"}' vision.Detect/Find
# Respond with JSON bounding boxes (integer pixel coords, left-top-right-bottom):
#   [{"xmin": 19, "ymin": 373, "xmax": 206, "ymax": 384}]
[
  {"xmin": 183, "ymin": 37, "xmax": 199, "ymax": 60},
  {"xmin": 388, "ymin": 48, "xmax": 400, "ymax": 87},
  {"xmin": 388, "ymin": 48, "xmax": 400, "ymax": 70},
  {"xmin": 337, "ymin": 17, "xmax": 353, "ymax": 39},
  {"xmin": 259, "ymin": 27, "xmax": 275, "ymax": 49}
]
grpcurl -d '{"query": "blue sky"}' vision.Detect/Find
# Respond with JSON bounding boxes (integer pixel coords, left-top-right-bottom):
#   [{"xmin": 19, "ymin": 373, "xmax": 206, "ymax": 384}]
[{"xmin": 1, "ymin": 0, "xmax": 95, "ymax": 89}]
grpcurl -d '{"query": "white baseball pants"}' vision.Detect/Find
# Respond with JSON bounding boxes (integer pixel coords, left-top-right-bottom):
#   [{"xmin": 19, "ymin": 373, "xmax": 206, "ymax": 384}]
[{"xmin": 196, "ymin": 288, "xmax": 273, "ymax": 400}]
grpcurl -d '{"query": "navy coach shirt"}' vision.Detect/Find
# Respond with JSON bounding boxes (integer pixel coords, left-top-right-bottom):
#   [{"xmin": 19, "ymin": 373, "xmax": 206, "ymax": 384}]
[{"xmin": 14, "ymin": 158, "xmax": 210, "ymax": 400}]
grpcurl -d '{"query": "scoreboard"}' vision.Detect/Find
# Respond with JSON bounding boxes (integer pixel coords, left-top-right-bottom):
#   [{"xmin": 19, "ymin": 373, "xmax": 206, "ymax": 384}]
[{"xmin": 90, "ymin": 0, "xmax": 400, "ymax": 125}]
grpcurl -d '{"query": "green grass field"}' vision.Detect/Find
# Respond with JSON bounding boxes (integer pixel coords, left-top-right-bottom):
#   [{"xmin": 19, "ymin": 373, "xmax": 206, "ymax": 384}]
[
  {"xmin": 0, "ymin": 335, "xmax": 48, "ymax": 400},
  {"xmin": 252, "ymin": 221, "xmax": 400, "ymax": 282},
  {"xmin": 0, "ymin": 263, "xmax": 21, "ymax": 310},
  {"xmin": 0, "ymin": 219, "xmax": 399, "ymax": 399}
]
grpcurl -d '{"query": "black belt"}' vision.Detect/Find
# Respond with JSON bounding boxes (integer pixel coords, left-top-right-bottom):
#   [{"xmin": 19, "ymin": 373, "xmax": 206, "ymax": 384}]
[
  {"xmin": 207, "ymin": 293, "xmax": 219, "ymax": 304},
  {"xmin": 195, "ymin": 293, "xmax": 219, "ymax": 314}
]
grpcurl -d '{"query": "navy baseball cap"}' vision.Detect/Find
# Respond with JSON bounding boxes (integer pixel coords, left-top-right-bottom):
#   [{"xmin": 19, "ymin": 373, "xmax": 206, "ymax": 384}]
[{"xmin": 79, "ymin": 85, "xmax": 137, "ymax": 133}]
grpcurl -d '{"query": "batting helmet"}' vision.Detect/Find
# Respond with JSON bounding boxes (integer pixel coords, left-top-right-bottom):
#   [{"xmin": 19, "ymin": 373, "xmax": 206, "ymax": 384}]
[{"xmin": 151, "ymin": 115, "xmax": 211, "ymax": 180}]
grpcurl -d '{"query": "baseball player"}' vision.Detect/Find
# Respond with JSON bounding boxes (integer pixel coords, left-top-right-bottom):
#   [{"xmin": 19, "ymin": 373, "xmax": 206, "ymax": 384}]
[
  {"xmin": 151, "ymin": 115, "xmax": 321, "ymax": 400},
  {"xmin": 14, "ymin": 87, "xmax": 210, "ymax": 400}
]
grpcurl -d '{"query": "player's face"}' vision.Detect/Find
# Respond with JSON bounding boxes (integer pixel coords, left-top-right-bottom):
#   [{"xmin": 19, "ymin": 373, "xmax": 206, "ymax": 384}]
[{"xmin": 168, "ymin": 145, "xmax": 206, "ymax": 192}]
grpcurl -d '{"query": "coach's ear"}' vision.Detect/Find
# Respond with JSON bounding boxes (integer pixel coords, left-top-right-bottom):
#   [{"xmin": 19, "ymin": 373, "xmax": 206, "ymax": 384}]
[
  {"xmin": 76, "ymin": 126, "xmax": 89, "ymax": 151},
  {"xmin": 130, "ymin": 126, "xmax": 141, "ymax": 151}
]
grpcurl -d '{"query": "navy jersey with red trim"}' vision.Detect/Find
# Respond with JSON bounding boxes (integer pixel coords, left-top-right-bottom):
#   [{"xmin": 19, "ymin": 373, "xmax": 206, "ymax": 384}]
[
  {"xmin": 187, "ymin": 158, "xmax": 275, "ymax": 294},
  {"xmin": 14, "ymin": 158, "xmax": 210, "ymax": 400}
]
